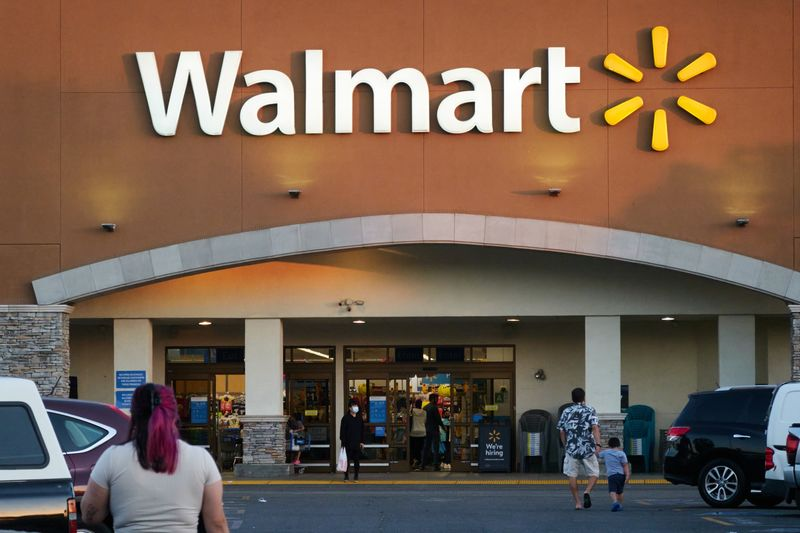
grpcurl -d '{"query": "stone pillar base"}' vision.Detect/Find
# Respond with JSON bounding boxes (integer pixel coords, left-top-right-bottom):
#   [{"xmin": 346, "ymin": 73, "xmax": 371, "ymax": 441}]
[
  {"xmin": 234, "ymin": 463, "xmax": 292, "ymax": 478},
  {"xmin": 597, "ymin": 413, "xmax": 626, "ymax": 447},
  {"xmin": 236, "ymin": 415, "xmax": 289, "ymax": 478},
  {"xmin": 0, "ymin": 305, "xmax": 73, "ymax": 397}
]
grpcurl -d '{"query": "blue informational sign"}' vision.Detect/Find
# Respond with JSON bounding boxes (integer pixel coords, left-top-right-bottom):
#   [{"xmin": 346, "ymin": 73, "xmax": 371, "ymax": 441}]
[
  {"xmin": 375, "ymin": 426, "xmax": 385, "ymax": 438},
  {"xmin": 369, "ymin": 396, "xmax": 386, "ymax": 424},
  {"xmin": 115, "ymin": 370, "xmax": 147, "ymax": 389},
  {"xmin": 115, "ymin": 390, "xmax": 134, "ymax": 409},
  {"xmin": 190, "ymin": 397, "xmax": 209, "ymax": 424}
]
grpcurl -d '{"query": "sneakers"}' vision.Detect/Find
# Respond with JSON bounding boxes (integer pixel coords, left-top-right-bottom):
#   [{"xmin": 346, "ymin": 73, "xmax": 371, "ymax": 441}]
[
  {"xmin": 583, "ymin": 493, "xmax": 592, "ymax": 509},
  {"xmin": 611, "ymin": 502, "xmax": 622, "ymax": 512}
]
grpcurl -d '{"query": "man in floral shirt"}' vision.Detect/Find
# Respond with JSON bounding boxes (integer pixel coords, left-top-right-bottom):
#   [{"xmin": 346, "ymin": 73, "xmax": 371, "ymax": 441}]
[{"xmin": 557, "ymin": 387, "xmax": 601, "ymax": 510}]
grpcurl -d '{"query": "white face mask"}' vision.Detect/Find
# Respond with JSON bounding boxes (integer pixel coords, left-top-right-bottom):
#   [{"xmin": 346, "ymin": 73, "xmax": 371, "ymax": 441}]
[{"xmin": 351, "ymin": 406, "xmax": 359, "ymax": 414}]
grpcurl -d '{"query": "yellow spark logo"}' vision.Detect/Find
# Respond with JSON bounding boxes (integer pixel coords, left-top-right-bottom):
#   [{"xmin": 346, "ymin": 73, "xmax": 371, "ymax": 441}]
[
  {"xmin": 603, "ymin": 26, "xmax": 717, "ymax": 152},
  {"xmin": 489, "ymin": 429, "xmax": 501, "ymax": 443}
]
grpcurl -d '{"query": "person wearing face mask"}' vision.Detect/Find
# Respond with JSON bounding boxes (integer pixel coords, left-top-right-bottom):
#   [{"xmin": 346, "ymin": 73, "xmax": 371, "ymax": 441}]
[{"xmin": 339, "ymin": 398, "xmax": 365, "ymax": 482}]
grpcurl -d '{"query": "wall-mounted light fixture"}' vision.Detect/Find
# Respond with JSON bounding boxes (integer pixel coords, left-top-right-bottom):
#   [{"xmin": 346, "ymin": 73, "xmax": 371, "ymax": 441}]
[
  {"xmin": 534, "ymin": 369, "xmax": 546, "ymax": 381},
  {"xmin": 338, "ymin": 299, "xmax": 365, "ymax": 312},
  {"xmin": 352, "ymin": 319, "xmax": 366, "ymax": 324},
  {"xmin": 661, "ymin": 316, "xmax": 675, "ymax": 322},
  {"xmin": 288, "ymin": 189, "xmax": 301, "ymax": 199},
  {"xmin": 547, "ymin": 188, "xmax": 561, "ymax": 197},
  {"xmin": 735, "ymin": 217, "xmax": 749, "ymax": 227},
  {"xmin": 506, "ymin": 318, "xmax": 520, "ymax": 323},
  {"xmin": 100, "ymin": 223, "xmax": 117, "ymax": 232},
  {"xmin": 198, "ymin": 320, "xmax": 212, "ymax": 326}
]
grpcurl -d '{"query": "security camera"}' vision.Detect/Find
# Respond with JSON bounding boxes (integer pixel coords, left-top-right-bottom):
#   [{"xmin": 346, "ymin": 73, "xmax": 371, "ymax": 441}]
[
  {"xmin": 288, "ymin": 189, "xmax": 301, "ymax": 199},
  {"xmin": 101, "ymin": 223, "xmax": 117, "ymax": 232}
]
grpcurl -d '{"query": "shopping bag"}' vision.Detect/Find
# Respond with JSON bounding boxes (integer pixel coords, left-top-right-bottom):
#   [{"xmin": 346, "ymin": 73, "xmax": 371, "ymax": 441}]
[{"xmin": 336, "ymin": 448, "xmax": 348, "ymax": 472}]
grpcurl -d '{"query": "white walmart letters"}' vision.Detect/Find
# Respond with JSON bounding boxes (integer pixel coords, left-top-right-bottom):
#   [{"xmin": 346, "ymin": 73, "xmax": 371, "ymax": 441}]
[{"xmin": 136, "ymin": 48, "xmax": 580, "ymax": 136}]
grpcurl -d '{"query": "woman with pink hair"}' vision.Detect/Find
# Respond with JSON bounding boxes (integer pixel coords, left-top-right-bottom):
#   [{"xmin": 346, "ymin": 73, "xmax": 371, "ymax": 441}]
[{"xmin": 81, "ymin": 383, "xmax": 229, "ymax": 532}]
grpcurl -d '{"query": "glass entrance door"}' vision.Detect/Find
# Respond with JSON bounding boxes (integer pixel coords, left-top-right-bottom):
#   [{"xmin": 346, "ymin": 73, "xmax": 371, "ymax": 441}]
[
  {"xmin": 387, "ymin": 378, "xmax": 409, "ymax": 472},
  {"xmin": 173, "ymin": 378, "xmax": 215, "ymax": 456},
  {"xmin": 286, "ymin": 377, "xmax": 333, "ymax": 469}
]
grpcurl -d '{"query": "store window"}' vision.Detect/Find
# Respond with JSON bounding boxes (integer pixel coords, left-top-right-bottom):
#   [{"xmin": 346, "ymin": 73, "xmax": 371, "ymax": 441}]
[
  {"xmin": 167, "ymin": 347, "xmax": 244, "ymax": 364},
  {"xmin": 345, "ymin": 346, "xmax": 514, "ymax": 363},
  {"xmin": 284, "ymin": 347, "xmax": 335, "ymax": 363}
]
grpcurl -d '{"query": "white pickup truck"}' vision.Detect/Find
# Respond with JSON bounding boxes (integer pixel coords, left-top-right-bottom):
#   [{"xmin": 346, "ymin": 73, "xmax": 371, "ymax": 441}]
[
  {"xmin": 763, "ymin": 381, "xmax": 800, "ymax": 506},
  {"xmin": 0, "ymin": 377, "xmax": 78, "ymax": 532},
  {"xmin": 783, "ymin": 424, "xmax": 800, "ymax": 504}
]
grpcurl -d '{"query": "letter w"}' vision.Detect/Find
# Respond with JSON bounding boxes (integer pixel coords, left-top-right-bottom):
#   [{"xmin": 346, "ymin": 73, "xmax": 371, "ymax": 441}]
[{"xmin": 136, "ymin": 51, "xmax": 242, "ymax": 136}]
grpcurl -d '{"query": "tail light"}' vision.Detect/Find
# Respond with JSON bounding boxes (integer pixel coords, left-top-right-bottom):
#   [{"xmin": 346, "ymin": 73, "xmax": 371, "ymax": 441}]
[
  {"xmin": 788, "ymin": 433, "xmax": 799, "ymax": 466},
  {"xmin": 667, "ymin": 426, "xmax": 690, "ymax": 442},
  {"xmin": 765, "ymin": 446, "xmax": 775, "ymax": 470},
  {"xmin": 67, "ymin": 497, "xmax": 78, "ymax": 533}
]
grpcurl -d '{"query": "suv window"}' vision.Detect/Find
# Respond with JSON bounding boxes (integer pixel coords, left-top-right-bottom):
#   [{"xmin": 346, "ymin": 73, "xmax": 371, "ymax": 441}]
[
  {"xmin": 737, "ymin": 388, "xmax": 773, "ymax": 425},
  {"xmin": 676, "ymin": 389, "xmax": 773, "ymax": 426},
  {"xmin": 48, "ymin": 412, "xmax": 109, "ymax": 453},
  {"xmin": 0, "ymin": 404, "xmax": 48, "ymax": 468}
]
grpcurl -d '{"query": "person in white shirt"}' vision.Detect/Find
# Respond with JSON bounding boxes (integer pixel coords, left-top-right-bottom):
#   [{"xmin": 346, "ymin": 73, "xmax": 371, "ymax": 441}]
[{"xmin": 81, "ymin": 383, "xmax": 229, "ymax": 533}]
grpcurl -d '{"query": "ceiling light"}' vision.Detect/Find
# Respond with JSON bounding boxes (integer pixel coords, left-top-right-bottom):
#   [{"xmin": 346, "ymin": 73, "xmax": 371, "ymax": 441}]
[
  {"xmin": 547, "ymin": 188, "xmax": 561, "ymax": 197},
  {"xmin": 288, "ymin": 189, "xmax": 301, "ymax": 199},
  {"xmin": 353, "ymin": 319, "xmax": 366, "ymax": 324},
  {"xmin": 735, "ymin": 217, "xmax": 749, "ymax": 227},
  {"xmin": 661, "ymin": 316, "xmax": 675, "ymax": 321},
  {"xmin": 506, "ymin": 318, "xmax": 520, "ymax": 323},
  {"xmin": 298, "ymin": 347, "xmax": 331, "ymax": 359},
  {"xmin": 198, "ymin": 320, "xmax": 212, "ymax": 326}
]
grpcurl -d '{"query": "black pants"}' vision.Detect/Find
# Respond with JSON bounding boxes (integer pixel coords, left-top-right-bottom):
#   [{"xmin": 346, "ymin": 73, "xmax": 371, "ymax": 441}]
[
  {"xmin": 410, "ymin": 436, "xmax": 424, "ymax": 464},
  {"xmin": 344, "ymin": 446, "xmax": 360, "ymax": 479},
  {"xmin": 421, "ymin": 432, "xmax": 440, "ymax": 468}
]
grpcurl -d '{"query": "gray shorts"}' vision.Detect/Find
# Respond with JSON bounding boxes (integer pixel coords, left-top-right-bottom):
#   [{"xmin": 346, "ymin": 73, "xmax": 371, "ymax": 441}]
[{"xmin": 563, "ymin": 454, "xmax": 599, "ymax": 477}]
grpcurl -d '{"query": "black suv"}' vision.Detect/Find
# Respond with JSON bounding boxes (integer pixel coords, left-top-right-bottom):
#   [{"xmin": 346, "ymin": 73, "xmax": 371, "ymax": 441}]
[{"xmin": 664, "ymin": 386, "xmax": 783, "ymax": 508}]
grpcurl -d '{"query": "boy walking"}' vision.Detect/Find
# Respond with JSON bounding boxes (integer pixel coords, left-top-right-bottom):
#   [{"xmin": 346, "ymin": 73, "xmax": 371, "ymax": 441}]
[{"xmin": 599, "ymin": 437, "xmax": 630, "ymax": 511}]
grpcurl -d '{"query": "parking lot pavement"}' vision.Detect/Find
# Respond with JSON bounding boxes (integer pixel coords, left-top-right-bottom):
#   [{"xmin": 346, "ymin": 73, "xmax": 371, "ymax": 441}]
[{"xmin": 221, "ymin": 483, "xmax": 800, "ymax": 532}]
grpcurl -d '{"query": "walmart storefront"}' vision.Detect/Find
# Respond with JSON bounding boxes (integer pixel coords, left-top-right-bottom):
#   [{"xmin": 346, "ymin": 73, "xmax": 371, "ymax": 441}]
[{"xmin": 1, "ymin": 0, "xmax": 799, "ymax": 475}]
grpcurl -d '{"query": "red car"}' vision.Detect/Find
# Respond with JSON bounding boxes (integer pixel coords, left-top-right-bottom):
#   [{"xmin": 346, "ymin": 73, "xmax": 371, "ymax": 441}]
[{"xmin": 43, "ymin": 397, "xmax": 130, "ymax": 499}]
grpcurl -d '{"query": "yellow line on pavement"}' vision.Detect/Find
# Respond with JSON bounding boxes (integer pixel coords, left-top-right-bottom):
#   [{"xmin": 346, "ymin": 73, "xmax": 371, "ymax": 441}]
[
  {"xmin": 701, "ymin": 517, "xmax": 734, "ymax": 526},
  {"xmin": 224, "ymin": 479, "xmax": 671, "ymax": 486}
]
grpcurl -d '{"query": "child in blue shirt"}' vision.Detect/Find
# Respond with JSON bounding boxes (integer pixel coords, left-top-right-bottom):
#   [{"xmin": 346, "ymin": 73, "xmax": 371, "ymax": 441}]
[{"xmin": 599, "ymin": 437, "xmax": 630, "ymax": 511}]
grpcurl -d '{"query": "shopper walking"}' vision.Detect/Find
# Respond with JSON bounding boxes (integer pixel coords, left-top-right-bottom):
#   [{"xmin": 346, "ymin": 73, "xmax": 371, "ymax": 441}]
[
  {"xmin": 557, "ymin": 387, "xmax": 601, "ymax": 510},
  {"xmin": 420, "ymin": 393, "xmax": 446, "ymax": 471},
  {"xmin": 599, "ymin": 437, "xmax": 630, "ymax": 511},
  {"xmin": 80, "ymin": 383, "xmax": 229, "ymax": 532},
  {"xmin": 409, "ymin": 398, "xmax": 427, "ymax": 469},
  {"xmin": 340, "ymin": 398, "xmax": 365, "ymax": 482}
]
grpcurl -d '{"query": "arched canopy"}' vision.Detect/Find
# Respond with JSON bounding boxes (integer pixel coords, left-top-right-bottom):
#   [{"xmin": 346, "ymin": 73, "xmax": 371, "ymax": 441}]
[{"xmin": 32, "ymin": 214, "xmax": 800, "ymax": 305}]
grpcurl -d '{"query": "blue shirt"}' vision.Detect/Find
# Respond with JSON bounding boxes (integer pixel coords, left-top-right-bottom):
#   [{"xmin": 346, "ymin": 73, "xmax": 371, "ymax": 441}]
[{"xmin": 599, "ymin": 449, "xmax": 628, "ymax": 476}]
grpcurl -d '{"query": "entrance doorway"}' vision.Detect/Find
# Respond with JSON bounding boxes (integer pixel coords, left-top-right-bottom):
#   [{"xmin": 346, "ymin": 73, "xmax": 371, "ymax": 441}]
[{"xmin": 346, "ymin": 368, "xmax": 513, "ymax": 473}]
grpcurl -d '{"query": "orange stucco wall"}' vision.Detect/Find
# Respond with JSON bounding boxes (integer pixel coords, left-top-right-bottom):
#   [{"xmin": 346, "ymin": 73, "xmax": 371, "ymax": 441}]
[{"xmin": 0, "ymin": 0, "xmax": 797, "ymax": 303}]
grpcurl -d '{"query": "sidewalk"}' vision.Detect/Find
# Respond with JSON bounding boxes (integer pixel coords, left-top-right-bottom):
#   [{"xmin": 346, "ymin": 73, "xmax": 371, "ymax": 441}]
[{"xmin": 222, "ymin": 471, "xmax": 670, "ymax": 486}]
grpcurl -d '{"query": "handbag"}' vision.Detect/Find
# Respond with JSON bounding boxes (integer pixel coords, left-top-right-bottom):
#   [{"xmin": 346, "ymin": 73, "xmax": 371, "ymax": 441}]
[{"xmin": 336, "ymin": 448, "xmax": 348, "ymax": 472}]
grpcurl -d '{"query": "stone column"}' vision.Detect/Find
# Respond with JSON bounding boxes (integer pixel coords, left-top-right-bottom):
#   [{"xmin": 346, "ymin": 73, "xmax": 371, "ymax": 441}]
[
  {"xmin": 585, "ymin": 316, "xmax": 624, "ymax": 447},
  {"xmin": 235, "ymin": 319, "xmax": 289, "ymax": 478},
  {"xmin": 718, "ymin": 315, "xmax": 755, "ymax": 386},
  {"xmin": 0, "ymin": 305, "xmax": 73, "ymax": 397},
  {"xmin": 789, "ymin": 305, "xmax": 800, "ymax": 382}
]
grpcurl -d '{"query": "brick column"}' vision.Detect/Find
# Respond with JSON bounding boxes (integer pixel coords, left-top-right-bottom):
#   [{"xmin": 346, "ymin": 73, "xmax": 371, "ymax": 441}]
[
  {"xmin": 0, "ymin": 305, "xmax": 74, "ymax": 397},
  {"xmin": 789, "ymin": 305, "xmax": 800, "ymax": 382},
  {"xmin": 597, "ymin": 413, "xmax": 626, "ymax": 447},
  {"xmin": 236, "ymin": 415, "xmax": 288, "ymax": 478}
]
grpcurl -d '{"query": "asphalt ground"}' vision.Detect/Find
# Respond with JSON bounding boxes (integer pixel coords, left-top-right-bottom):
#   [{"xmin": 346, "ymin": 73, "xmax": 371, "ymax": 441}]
[{"xmin": 220, "ymin": 481, "xmax": 800, "ymax": 532}]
